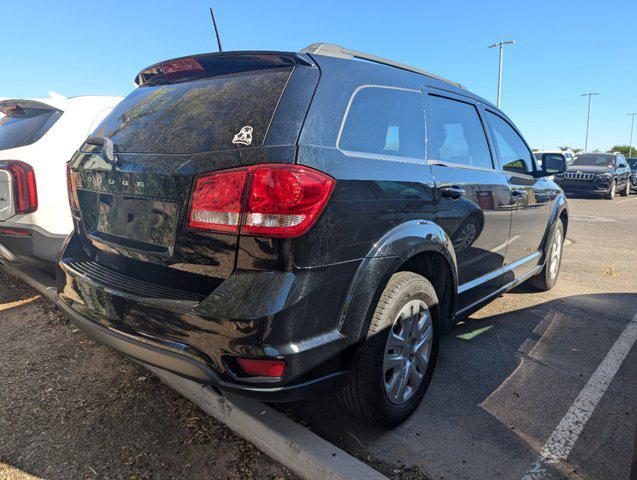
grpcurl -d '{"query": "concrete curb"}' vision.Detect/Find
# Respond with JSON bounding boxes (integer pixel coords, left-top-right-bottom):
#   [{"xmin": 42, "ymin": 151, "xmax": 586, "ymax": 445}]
[
  {"xmin": 2, "ymin": 263, "xmax": 389, "ymax": 480},
  {"xmin": 3, "ymin": 263, "xmax": 57, "ymax": 302},
  {"xmin": 149, "ymin": 366, "xmax": 388, "ymax": 480}
]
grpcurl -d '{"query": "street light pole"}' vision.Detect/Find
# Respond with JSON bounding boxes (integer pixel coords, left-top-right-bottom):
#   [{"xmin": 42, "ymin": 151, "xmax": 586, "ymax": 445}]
[
  {"xmin": 488, "ymin": 40, "xmax": 516, "ymax": 108},
  {"xmin": 627, "ymin": 112, "xmax": 637, "ymax": 157},
  {"xmin": 581, "ymin": 92, "xmax": 599, "ymax": 151}
]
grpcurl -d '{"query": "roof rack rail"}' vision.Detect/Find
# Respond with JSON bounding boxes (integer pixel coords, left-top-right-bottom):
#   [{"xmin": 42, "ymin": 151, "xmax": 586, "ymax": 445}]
[{"xmin": 301, "ymin": 43, "xmax": 465, "ymax": 90}]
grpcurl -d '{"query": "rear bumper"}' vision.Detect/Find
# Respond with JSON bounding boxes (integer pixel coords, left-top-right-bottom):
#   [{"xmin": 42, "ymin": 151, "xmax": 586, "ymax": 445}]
[
  {"xmin": 56, "ymin": 239, "xmax": 360, "ymax": 401},
  {"xmin": 58, "ymin": 299, "xmax": 348, "ymax": 401},
  {"xmin": 0, "ymin": 223, "xmax": 66, "ymax": 264}
]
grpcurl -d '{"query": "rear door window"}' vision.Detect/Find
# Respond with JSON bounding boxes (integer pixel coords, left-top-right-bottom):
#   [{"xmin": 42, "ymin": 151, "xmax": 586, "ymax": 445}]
[
  {"xmin": 93, "ymin": 67, "xmax": 293, "ymax": 154},
  {"xmin": 0, "ymin": 106, "xmax": 62, "ymax": 150},
  {"xmin": 338, "ymin": 86, "xmax": 425, "ymax": 160},
  {"xmin": 427, "ymin": 95, "xmax": 493, "ymax": 169}
]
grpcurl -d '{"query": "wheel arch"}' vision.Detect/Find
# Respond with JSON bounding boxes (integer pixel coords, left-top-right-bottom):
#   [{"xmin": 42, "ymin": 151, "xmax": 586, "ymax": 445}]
[
  {"xmin": 338, "ymin": 220, "xmax": 459, "ymax": 343},
  {"xmin": 540, "ymin": 193, "xmax": 568, "ymax": 263}
]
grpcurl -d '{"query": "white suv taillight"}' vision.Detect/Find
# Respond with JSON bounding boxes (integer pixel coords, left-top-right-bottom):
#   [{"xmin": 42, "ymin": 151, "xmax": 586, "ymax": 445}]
[
  {"xmin": 0, "ymin": 160, "xmax": 37, "ymax": 214},
  {"xmin": 187, "ymin": 164, "xmax": 335, "ymax": 238}
]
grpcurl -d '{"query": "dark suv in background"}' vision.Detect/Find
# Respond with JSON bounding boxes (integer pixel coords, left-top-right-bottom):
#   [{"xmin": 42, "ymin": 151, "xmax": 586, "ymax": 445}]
[
  {"xmin": 58, "ymin": 43, "xmax": 568, "ymax": 426},
  {"xmin": 627, "ymin": 157, "xmax": 637, "ymax": 192},
  {"xmin": 555, "ymin": 152, "xmax": 632, "ymax": 199}
]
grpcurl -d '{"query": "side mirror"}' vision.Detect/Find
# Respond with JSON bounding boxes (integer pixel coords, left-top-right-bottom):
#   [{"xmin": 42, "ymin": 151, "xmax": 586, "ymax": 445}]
[
  {"xmin": 618, "ymin": 163, "xmax": 627, "ymax": 168},
  {"xmin": 540, "ymin": 153, "xmax": 567, "ymax": 176}
]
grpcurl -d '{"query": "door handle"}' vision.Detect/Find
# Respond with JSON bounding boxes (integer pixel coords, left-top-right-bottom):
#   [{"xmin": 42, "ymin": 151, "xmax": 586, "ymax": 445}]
[
  {"xmin": 511, "ymin": 189, "xmax": 528, "ymax": 199},
  {"xmin": 440, "ymin": 186, "xmax": 465, "ymax": 199}
]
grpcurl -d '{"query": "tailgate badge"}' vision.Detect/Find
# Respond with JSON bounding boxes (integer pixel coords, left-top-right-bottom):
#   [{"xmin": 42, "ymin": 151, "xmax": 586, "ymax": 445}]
[{"xmin": 232, "ymin": 126, "xmax": 253, "ymax": 146}]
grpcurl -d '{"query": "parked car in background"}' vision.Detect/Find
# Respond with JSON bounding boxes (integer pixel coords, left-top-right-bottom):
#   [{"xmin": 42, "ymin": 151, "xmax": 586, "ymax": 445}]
[
  {"xmin": 627, "ymin": 157, "xmax": 637, "ymax": 192},
  {"xmin": 554, "ymin": 152, "xmax": 632, "ymax": 199},
  {"xmin": 0, "ymin": 93, "xmax": 122, "ymax": 269},
  {"xmin": 58, "ymin": 44, "xmax": 568, "ymax": 426}
]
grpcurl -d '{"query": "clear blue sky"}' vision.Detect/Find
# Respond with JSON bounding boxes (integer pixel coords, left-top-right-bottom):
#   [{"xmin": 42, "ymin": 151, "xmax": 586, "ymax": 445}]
[{"xmin": 2, "ymin": 0, "xmax": 636, "ymax": 152}]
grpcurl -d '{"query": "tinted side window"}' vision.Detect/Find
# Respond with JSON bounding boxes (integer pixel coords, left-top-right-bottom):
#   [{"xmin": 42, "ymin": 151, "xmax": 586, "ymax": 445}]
[
  {"xmin": 485, "ymin": 111, "xmax": 534, "ymax": 175},
  {"xmin": 427, "ymin": 95, "xmax": 493, "ymax": 169},
  {"xmin": 339, "ymin": 87, "xmax": 424, "ymax": 159}
]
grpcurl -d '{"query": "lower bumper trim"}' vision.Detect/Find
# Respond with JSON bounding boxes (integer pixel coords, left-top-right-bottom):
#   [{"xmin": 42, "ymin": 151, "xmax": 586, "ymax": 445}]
[
  {"xmin": 59, "ymin": 299, "xmax": 217, "ymax": 384},
  {"xmin": 58, "ymin": 299, "xmax": 349, "ymax": 402}
]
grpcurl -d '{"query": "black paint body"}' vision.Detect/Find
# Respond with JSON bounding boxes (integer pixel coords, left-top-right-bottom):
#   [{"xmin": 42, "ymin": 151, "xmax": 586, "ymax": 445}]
[{"xmin": 57, "ymin": 50, "xmax": 568, "ymax": 400}]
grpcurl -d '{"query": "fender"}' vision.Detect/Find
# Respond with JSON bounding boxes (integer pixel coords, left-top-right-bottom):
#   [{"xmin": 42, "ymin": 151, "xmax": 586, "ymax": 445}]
[
  {"xmin": 539, "ymin": 193, "xmax": 569, "ymax": 264},
  {"xmin": 338, "ymin": 220, "xmax": 458, "ymax": 342}
]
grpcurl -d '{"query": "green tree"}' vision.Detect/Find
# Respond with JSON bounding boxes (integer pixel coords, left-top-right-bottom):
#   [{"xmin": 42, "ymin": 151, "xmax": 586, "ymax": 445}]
[
  {"xmin": 557, "ymin": 146, "xmax": 583, "ymax": 154},
  {"xmin": 607, "ymin": 145, "xmax": 635, "ymax": 157}
]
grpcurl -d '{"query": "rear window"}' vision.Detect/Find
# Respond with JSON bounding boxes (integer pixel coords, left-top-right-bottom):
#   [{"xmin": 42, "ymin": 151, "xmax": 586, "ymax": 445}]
[
  {"xmin": 0, "ymin": 107, "xmax": 62, "ymax": 150},
  {"xmin": 338, "ymin": 86, "xmax": 425, "ymax": 160},
  {"xmin": 93, "ymin": 67, "xmax": 293, "ymax": 154}
]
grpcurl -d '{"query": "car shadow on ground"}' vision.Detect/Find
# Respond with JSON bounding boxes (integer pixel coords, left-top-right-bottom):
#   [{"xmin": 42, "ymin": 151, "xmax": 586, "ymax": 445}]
[{"xmin": 282, "ymin": 291, "xmax": 637, "ymax": 480}]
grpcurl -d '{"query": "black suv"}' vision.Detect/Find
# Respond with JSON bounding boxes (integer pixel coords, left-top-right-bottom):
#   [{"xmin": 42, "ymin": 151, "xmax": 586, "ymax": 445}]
[
  {"xmin": 555, "ymin": 152, "xmax": 632, "ymax": 199},
  {"xmin": 58, "ymin": 44, "xmax": 568, "ymax": 426}
]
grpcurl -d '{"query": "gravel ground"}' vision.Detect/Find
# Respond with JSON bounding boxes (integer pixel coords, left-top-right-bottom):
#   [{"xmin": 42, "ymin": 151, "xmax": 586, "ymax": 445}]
[{"xmin": 0, "ymin": 269, "xmax": 295, "ymax": 480}]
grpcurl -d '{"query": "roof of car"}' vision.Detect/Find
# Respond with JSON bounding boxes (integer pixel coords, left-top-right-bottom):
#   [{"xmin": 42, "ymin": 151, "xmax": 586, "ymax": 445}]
[{"xmin": 301, "ymin": 43, "xmax": 465, "ymax": 90}]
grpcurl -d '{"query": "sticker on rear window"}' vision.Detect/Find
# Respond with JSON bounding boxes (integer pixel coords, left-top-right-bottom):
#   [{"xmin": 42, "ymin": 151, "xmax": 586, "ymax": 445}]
[{"xmin": 232, "ymin": 126, "xmax": 253, "ymax": 146}]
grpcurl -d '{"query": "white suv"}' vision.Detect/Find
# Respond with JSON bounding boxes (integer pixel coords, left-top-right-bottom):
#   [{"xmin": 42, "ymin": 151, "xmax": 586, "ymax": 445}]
[{"xmin": 0, "ymin": 93, "xmax": 122, "ymax": 266}]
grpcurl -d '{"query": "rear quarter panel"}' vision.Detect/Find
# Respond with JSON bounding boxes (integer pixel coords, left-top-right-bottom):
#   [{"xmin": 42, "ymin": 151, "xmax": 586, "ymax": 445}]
[{"xmin": 294, "ymin": 55, "xmax": 440, "ymax": 268}]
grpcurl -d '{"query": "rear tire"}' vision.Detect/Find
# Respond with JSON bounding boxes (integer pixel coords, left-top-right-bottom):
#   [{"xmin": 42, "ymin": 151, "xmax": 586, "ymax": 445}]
[
  {"xmin": 339, "ymin": 271, "xmax": 439, "ymax": 427},
  {"xmin": 527, "ymin": 220, "xmax": 564, "ymax": 291}
]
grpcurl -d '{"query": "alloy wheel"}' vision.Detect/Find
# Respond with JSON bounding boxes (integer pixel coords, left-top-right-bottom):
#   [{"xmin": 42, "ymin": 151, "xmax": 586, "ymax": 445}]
[
  {"xmin": 383, "ymin": 299, "xmax": 433, "ymax": 404},
  {"xmin": 549, "ymin": 227, "xmax": 563, "ymax": 280}
]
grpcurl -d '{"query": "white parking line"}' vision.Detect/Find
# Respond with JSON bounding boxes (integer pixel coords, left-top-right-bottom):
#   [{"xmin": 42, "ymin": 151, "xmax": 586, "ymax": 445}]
[{"xmin": 522, "ymin": 313, "xmax": 637, "ymax": 479}]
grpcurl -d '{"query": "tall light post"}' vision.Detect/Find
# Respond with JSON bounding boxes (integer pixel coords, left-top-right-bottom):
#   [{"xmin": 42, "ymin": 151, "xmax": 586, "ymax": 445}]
[
  {"xmin": 488, "ymin": 40, "xmax": 516, "ymax": 108},
  {"xmin": 581, "ymin": 92, "xmax": 599, "ymax": 151},
  {"xmin": 627, "ymin": 112, "xmax": 637, "ymax": 157}
]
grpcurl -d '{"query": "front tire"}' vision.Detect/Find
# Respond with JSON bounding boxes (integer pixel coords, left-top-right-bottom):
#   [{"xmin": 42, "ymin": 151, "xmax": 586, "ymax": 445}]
[
  {"xmin": 339, "ymin": 271, "xmax": 439, "ymax": 427},
  {"xmin": 620, "ymin": 179, "xmax": 631, "ymax": 197},
  {"xmin": 527, "ymin": 220, "xmax": 564, "ymax": 291},
  {"xmin": 605, "ymin": 180, "xmax": 617, "ymax": 199}
]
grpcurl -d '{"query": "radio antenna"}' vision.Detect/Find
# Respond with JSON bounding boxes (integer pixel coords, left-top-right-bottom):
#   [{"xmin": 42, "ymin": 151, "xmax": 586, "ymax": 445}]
[{"xmin": 209, "ymin": 7, "xmax": 223, "ymax": 52}]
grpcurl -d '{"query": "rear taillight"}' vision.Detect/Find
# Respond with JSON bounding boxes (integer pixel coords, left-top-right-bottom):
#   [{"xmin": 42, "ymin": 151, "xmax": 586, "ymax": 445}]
[
  {"xmin": 66, "ymin": 164, "xmax": 79, "ymax": 210},
  {"xmin": 187, "ymin": 164, "xmax": 335, "ymax": 238},
  {"xmin": 0, "ymin": 227, "xmax": 31, "ymax": 237},
  {"xmin": 236, "ymin": 358, "xmax": 286, "ymax": 377},
  {"xmin": 0, "ymin": 161, "xmax": 37, "ymax": 214}
]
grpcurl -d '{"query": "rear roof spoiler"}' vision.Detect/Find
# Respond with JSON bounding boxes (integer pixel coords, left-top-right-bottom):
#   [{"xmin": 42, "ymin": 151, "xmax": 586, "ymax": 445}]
[
  {"xmin": 134, "ymin": 51, "xmax": 316, "ymax": 86},
  {"xmin": 301, "ymin": 43, "xmax": 465, "ymax": 90}
]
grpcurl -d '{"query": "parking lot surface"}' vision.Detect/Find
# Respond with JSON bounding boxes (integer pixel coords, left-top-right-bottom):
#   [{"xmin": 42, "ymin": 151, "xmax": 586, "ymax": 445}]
[
  {"xmin": 287, "ymin": 196, "xmax": 637, "ymax": 480},
  {"xmin": 1, "ymin": 196, "xmax": 635, "ymax": 480}
]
